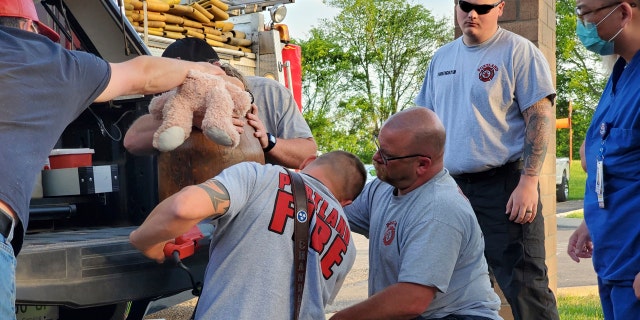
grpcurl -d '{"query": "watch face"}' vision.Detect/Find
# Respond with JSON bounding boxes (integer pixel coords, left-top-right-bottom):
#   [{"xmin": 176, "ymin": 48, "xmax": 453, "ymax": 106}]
[{"xmin": 269, "ymin": 134, "xmax": 277, "ymax": 144}]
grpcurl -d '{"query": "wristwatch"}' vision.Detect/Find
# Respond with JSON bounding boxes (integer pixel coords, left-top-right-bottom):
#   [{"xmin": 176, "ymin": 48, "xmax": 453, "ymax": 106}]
[{"xmin": 263, "ymin": 133, "xmax": 277, "ymax": 152}]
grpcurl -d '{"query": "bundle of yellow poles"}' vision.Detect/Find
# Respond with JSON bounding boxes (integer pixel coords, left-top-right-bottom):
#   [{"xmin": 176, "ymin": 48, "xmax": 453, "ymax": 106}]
[{"xmin": 123, "ymin": 0, "xmax": 252, "ymax": 52}]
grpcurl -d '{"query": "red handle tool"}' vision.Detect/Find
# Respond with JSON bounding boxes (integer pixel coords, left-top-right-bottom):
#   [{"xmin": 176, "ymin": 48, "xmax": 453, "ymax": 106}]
[{"xmin": 163, "ymin": 225, "xmax": 205, "ymax": 260}]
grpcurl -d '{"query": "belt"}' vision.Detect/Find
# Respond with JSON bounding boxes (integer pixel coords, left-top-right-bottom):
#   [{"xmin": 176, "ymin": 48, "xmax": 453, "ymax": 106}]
[
  {"xmin": 0, "ymin": 207, "xmax": 15, "ymax": 240},
  {"xmin": 452, "ymin": 160, "xmax": 523, "ymax": 182}
]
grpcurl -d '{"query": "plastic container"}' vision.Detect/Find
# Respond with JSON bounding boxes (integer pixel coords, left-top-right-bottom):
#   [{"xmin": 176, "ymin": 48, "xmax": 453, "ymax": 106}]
[{"xmin": 49, "ymin": 148, "xmax": 94, "ymax": 169}]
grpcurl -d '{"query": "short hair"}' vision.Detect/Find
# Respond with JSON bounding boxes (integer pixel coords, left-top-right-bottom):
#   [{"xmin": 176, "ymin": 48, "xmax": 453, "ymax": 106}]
[
  {"xmin": 313, "ymin": 151, "xmax": 366, "ymax": 202},
  {"xmin": 0, "ymin": 16, "xmax": 24, "ymax": 28}
]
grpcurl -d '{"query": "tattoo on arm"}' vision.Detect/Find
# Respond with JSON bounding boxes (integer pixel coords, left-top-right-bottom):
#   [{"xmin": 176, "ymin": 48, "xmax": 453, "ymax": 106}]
[
  {"xmin": 522, "ymin": 97, "xmax": 553, "ymax": 176},
  {"xmin": 197, "ymin": 179, "xmax": 230, "ymax": 216}
]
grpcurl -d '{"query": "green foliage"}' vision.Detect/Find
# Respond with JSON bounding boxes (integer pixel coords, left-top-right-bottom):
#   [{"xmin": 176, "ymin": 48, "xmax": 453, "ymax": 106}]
[
  {"xmin": 297, "ymin": 0, "xmax": 452, "ymax": 157},
  {"xmin": 569, "ymin": 160, "xmax": 586, "ymax": 200},
  {"xmin": 555, "ymin": 0, "xmax": 612, "ymax": 158},
  {"xmin": 557, "ymin": 294, "xmax": 603, "ymax": 319}
]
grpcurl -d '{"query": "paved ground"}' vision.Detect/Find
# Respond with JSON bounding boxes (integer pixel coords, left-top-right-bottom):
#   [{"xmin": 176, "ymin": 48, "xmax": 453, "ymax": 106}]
[{"xmin": 145, "ymin": 200, "xmax": 598, "ymax": 319}]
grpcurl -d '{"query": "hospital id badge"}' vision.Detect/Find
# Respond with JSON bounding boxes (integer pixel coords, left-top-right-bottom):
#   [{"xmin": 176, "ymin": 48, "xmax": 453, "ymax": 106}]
[{"xmin": 595, "ymin": 160, "xmax": 604, "ymax": 208}]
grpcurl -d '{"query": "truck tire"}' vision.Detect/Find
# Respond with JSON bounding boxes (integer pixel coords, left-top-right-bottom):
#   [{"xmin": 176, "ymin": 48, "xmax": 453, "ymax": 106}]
[{"xmin": 556, "ymin": 171, "xmax": 569, "ymax": 202}]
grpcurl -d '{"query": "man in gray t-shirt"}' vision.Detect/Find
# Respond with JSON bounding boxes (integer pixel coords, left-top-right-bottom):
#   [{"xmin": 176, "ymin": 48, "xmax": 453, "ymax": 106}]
[
  {"xmin": 130, "ymin": 151, "xmax": 366, "ymax": 319},
  {"xmin": 414, "ymin": 2, "xmax": 558, "ymax": 319},
  {"xmin": 330, "ymin": 107, "xmax": 501, "ymax": 320}
]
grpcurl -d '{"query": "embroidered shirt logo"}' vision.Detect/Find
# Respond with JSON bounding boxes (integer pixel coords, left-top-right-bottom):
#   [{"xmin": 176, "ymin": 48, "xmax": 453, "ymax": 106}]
[
  {"xmin": 383, "ymin": 221, "xmax": 397, "ymax": 246},
  {"xmin": 478, "ymin": 64, "xmax": 498, "ymax": 82}
]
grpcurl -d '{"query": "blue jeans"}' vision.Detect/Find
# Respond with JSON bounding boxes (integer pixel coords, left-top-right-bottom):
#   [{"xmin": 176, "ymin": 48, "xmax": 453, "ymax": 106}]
[{"xmin": 0, "ymin": 234, "xmax": 16, "ymax": 320}]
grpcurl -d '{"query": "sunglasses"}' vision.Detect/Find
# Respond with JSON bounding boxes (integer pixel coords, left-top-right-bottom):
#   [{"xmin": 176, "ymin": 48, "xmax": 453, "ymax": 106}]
[{"xmin": 458, "ymin": 0, "xmax": 504, "ymax": 15}]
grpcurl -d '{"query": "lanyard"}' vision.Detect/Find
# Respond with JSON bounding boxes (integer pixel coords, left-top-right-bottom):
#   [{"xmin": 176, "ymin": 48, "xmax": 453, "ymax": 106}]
[{"xmin": 595, "ymin": 122, "xmax": 610, "ymax": 208}]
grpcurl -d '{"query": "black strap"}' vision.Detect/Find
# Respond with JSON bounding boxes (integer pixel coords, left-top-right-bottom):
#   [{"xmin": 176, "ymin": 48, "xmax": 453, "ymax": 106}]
[{"xmin": 288, "ymin": 169, "xmax": 309, "ymax": 320}]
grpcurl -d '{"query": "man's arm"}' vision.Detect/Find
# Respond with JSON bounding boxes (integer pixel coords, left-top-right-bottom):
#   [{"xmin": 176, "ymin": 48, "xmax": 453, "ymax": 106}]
[
  {"xmin": 246, "ymin": 106, "xmax": 317, "ymax": 168},
  {"xmin": 330, "ymin": 282, "xmax": 435, "ymax": 320},
  {"xmin": 129, "ymin": 179, "xmax": 229, "ymax": 263},
  {"xmin": 506, "ymin": 97, "xmax": 553, "ymax": 224},
  {"xmin": 123, "ymin": 112, "xmax": 245, "ymax": 156},
  {"xmin": 96, "ymin": 56, "xmax": 224, "ymax": 102}
]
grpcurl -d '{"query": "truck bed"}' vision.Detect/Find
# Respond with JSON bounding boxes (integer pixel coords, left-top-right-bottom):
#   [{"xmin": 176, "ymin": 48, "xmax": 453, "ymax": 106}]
[{"xmin": 17, "ymin": 227, "xmax": 209, "ymax": 307}]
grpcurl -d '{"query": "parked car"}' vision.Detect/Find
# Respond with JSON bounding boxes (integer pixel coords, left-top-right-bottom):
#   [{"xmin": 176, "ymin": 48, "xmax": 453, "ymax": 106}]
[{"xmin": 556, "ymin": 157, "xmax": 570, "ymax": 202}]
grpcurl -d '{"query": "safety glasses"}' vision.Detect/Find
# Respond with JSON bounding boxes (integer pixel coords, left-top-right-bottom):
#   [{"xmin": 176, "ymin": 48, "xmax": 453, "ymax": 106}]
[{"xmin": 458, "ymin": 0, "xmax": 504, "ymax": 15}]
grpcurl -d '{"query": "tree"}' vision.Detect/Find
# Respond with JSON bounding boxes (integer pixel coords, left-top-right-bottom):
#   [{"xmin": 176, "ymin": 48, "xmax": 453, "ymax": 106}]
[
  {"xmin": 297, "ymin": 0, "xmax": 452, "ymax": 157},
  {"xmin": 555, "ymin": 0, "xmax": 612, "ymax": 159}
]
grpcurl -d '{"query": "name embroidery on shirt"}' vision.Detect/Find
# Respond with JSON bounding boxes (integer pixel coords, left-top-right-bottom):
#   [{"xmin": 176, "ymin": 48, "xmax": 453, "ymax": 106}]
[
  {"xmin": 437, "ymin": 70, "xmax": 457, "ymax": 76},
  {"xmin": 269, "ymin": 172, "xmax": 351, "ymax": 279}
]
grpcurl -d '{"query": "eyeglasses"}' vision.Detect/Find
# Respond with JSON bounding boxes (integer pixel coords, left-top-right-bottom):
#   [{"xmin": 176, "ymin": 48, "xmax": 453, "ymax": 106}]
[
  {"xmin": 458, "ymin": 0, "xmax": 503, "ymax": 15},
  {"xmin": 373, "ymin": 135, "xmax": 429, "ymax": 165},
  {"xmin": 578, "ymin": 2, "xmax": 636, "ymax": 26},
  {"xmin": 576, "ymin": 1, "xmax": 636, "ymax": 25},
  {"xmin": 576, "ymin": 2, "xmax": 621, "ymax": 18}
]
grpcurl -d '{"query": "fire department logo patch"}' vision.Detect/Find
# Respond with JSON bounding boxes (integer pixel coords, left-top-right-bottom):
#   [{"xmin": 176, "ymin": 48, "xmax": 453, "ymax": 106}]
[
  {"xmin": 478, "ymin": 63, "xmax": 498, "ymax": 82},
  {"xmin": 383, "ymin": 221, "xmax": 397, "ymax": 246}
]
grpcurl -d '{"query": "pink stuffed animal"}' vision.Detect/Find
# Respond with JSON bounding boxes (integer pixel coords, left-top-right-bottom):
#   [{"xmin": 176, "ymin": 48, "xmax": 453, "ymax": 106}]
[{"xmin": 148, "ymin": 69, "xmax": 253, "ymax": 152}]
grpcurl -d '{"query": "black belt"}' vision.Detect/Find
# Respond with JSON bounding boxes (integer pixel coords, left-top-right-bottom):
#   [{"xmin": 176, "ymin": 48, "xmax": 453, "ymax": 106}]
[
  {"xmin": 452, "ymin": 160, "xmax": 523, "ymax": 183},
  {"xmin": 0, "ymin": 208, "xmax": 14, "ymax": 239}
]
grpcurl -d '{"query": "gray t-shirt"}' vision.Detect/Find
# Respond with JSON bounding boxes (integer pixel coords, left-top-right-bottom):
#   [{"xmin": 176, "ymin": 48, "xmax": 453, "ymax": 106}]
[
  {"xmin": 247, "ymin": 76, "xmax": 313, "ymax": 139},
  {"xmin": 415, "ymin": 28, "xmax": 555, "ymax": 175},
  {"xmin": 345, "ymin": 170, "xmax": 501, "ymax": 319},
  {"xmin": 195, "ymin": 162, "xmax": 356, "ymax": 319},
  {"xmin": 0, "ymin": 27, "xmax": 110, "ymax": 244}
]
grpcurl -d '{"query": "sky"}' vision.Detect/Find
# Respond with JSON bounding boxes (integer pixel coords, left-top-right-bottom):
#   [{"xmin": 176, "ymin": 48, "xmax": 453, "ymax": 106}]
[{"xmin": 280, "ymin": 0, "xmax": 456, "ymax": 40}]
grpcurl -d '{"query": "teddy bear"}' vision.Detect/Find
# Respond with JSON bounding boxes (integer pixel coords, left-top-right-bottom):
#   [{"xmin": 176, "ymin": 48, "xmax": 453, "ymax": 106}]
[{"xmin": 148, "ymin": 69, "xmax": 253, "ymax": 152}]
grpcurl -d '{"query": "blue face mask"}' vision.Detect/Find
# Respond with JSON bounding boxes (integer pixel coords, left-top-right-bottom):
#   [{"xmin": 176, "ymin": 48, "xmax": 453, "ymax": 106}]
[{"xmin": 576, "ymin": 3, "xmax": 623, "ymax": 56}]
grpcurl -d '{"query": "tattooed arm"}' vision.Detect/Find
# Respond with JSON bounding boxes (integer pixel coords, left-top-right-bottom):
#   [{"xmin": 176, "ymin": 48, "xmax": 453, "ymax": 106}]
[
  {"xmin": 129, "ymin": 179, "xmax": 230, "ymax": 263},
  {"xmin": 506, "ymin": 97, "xmax": 554, "ymax": 224}
]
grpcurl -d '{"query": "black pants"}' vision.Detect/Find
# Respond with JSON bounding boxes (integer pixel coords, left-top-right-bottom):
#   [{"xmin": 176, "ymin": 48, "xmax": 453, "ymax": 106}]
[{"xmin": 453, "ymin": 162, "xmax": 559, "ymax": 320}]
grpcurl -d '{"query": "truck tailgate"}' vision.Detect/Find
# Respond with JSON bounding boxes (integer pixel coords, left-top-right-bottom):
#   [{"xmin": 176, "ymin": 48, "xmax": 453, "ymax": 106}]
[{"xmin": 16, "ymin": 227, "xmax": 209, "ymax": 307}]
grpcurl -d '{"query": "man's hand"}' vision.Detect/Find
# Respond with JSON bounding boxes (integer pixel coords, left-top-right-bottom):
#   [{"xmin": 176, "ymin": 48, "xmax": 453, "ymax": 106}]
[
  {"xmin": 506, "ymin": 175, "xmax": 539, "ymax": 224},
  {"xmin": 567, "ymin": 220, "xmax": 593, "ymax": 263},
  {"xmin": 246, "ymin": 104, "xmax": 269, "ymax": 148},
  {"xmin": 129, "ymin": 229, "xmax": 169, "ymax": 264}
]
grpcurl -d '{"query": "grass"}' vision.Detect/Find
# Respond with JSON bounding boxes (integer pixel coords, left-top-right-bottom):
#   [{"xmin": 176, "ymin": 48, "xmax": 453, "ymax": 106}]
[
  {"xmin": 568, "ymin": 160, "xmax": 586, "ymax": 201},
  {"xmin": 563, "ymin": 209, "xmax": 584, "ymax": 219},
  {"xmin": 557, "ymin": 294, "xmax": 604, "ymax": 319},
  {"xmin": 557, "ymin": 162, "xmax": 602, "ymax": 319}
]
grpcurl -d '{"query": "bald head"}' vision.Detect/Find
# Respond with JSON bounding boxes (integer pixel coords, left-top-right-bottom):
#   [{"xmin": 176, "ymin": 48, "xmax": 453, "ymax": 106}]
[
  {"xmin": 383, "ymin": 107, "xmax": 446, "ymax": 161},
  {"xmin": 302, "ymin": 151, "xmax": 366, "ymax": 203}
]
